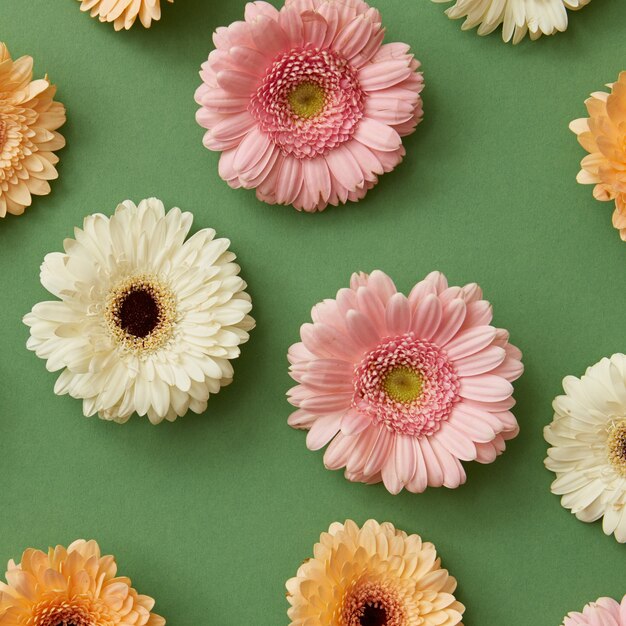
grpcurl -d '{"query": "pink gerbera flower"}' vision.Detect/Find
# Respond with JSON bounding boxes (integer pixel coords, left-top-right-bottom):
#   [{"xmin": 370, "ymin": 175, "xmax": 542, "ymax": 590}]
[
  {"xmin": 287, "ymin": 270, "xmax": 524, "ymax": 494},
  {"xmin": 195, "ymin": 0, "xmax": 423, "ymax": 212},
  {"xmin": 562, "ymin": 595, "xmax": 626, "ymax": 626}
]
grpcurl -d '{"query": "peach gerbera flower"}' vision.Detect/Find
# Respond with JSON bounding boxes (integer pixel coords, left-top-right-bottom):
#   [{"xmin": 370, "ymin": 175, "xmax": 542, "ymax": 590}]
[
  {"xmin": 0, "ymin": 43, "xmax": 65, "ymax": 218},
  {"xmin": 78, "ymin": 0, "xmax": 173, "ymax": 30},
  {"xmin": 195, "ymin": 0, "xmax": 424, "ymax": 212},
  {"xmin": 0, "ymin": 539, "xmax": 165, "ymax": 626},
  {"xmin": 286, "ymin": 519, "xmax": 465, "ymax": 626},
  {"xmin": 570, "ymin": 72, "xmax": 626, "ymax": 240}
]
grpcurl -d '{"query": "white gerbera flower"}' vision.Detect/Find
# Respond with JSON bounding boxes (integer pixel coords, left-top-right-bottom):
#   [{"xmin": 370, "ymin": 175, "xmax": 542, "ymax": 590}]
[
  {"xmin": 544, "ymin": 354, "xmax": 626, "ymax": 543},
  {"xmin": 432, "ymin": 0, "xmax": 591, "ymax": 44},
  {"xmin": 24, "ymin": 198, "xmax": 255, "ymax": 425}
]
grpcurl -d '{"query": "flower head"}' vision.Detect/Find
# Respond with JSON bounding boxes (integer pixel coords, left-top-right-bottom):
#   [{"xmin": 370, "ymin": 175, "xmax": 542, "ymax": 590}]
[
  {"xmin": 570, "ymin": 72, "xmax": 626, "ymax": 240},
  {"xmin": 77, "ymin": 0, "xmax": 173, "ymax": 30},
  {"xmin": 195, "ymin": 0, "xmax": 424, "ymax": 212},
  {"xmin": 286, "ymin": 520, "xmax": 464, "ymax": 626},
  {"xmin": 0, "ymin": 43, "xmax": 65, "ymax": 217},
  {"xmin": 0, "ymin": 539, "xmax": 165, "ymax": 626},
  {"xmin": 287, "ymin": 270, "xmax": 523, "ymax": 494},
  {"xmin": 561, "ymin": 595, "xmax": 626, "ymax": 626},
  {"xmin": 24, "ymin": 198, "xmax": 255, "ymax": 424},
  {"xmin": 432, "ymin": 0, "xmax": 590, "ymax": 44},
  {"xmin": 545, "ymin": 353, "xmax": 626, "ymax": 543}
]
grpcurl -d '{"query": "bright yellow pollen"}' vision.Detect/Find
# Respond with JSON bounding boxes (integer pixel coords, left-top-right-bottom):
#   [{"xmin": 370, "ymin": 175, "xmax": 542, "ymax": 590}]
[
  {"xmin": 287, "ymin": 82, "xmax": 326, "ymax": 119},
  {"xmin": 382, "ymin": 366, "xmax": 423, "ymax": 404},
  {"xmin": 608, "ymin": 420, "xmax": 626, "ymax": 477}
]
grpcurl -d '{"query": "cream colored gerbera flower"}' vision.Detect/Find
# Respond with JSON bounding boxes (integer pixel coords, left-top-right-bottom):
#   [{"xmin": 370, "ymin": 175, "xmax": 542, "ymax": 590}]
[
  {"xmin": 570, "ymin": 72, "xmax": 626, "ymax": 241},
  {"xmin": 78, "ymin": 0, "xmax": 173, "ymax": 30},
  {"xmin": 24, "ymin": 198, "xmax": 255, "ymax": 424},
  {"xmin": 0, "ymin": 43, "xmax": 65, "ymax": 217},
  {"xmin": 0, "ymin": 539, "xmax": 165, "ymax": 626},
  {"xmin": 286, "ymin": 520, "xmax": 465, "ymax": 626},
  {"xmin": 545, "ymin": 354, "xmax": 626, "ymax": 543},
  {"xmin": 432, "ymin": 0, "xmax": 590, "ymax": 44}
]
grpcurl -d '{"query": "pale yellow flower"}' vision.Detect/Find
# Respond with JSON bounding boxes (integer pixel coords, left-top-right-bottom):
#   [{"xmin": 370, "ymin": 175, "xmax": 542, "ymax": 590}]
[
  {"xmin": 0, "ymin": 43, "xmax": 65, "ymax": 217},
  {"xmin": 286, "ymin": 520, "xmax": 465, "ymax": 626},
  {"xmin": 570, "ymin": 72, "xmax": 626, "ymax": 240},
  {"xmin": 78, "ymin": 0, "xmax": 174, "ymax": 30},
  {"xmin": 0, "ymin": 540, "xmax": 165, "ymax": 626}
]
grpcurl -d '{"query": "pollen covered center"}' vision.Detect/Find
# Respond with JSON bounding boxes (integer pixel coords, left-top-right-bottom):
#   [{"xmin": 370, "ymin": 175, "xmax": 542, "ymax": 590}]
[
  {"xmin": 608, "ymin": 421, "xmax": 626, "ymax": 477},
  {"xmin": 105, "ymin": 274, "xmax": 176, "ymax": 354},
  {"xmin": 287, "ymin": 82, "xmax": 326, "ymax": 119},
  {"xmin": 382, "ymin": 366, "xmax": 423, "ymax": 403}
]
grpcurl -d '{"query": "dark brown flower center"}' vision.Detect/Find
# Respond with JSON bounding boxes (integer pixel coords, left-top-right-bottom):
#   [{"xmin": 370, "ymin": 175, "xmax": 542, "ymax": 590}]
[
  {"xmin": 117, "ymin": 287, "xmax": 160, "ymax": 338},
  {"xmin": 105, "ymin": 274, "xmax": 177, "ymax": 354},
  {"xmin": 360, "ymin": 604, "xmax": 387, "ymax": 626}
]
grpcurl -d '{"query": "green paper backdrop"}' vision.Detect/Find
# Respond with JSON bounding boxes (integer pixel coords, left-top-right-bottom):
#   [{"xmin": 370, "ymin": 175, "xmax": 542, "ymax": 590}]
[{"xmin": 1, "ymin": 1, "xmax": 624, "ymax": 624}]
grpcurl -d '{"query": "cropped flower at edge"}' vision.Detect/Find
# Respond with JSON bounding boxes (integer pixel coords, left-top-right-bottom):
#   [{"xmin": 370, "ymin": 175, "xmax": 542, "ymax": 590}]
[
  {"xmin": 24, "ymin": 198, "xmax": 255, "ymax": 424},
  {"xmin": 545, "ymin": 354, "xmax": 626, "ymax": 543},
  {"xmin": 432, "ymin": 0, "xmax": 590, "ymax": 44},
  {"xmin": 286, "ymin": 519, "xmax": 464, "ymax": 626},
  {"xmin": 561, "ymin": 594, "xmax": 626, "ymax": 626},
  {"xmin": 570, "ymin": 72, "xmax": 626, "ymax": 241},
  {"xmin": 195, "ymin": 0, "xmax": 424, "ymax": 212},
  {"xmin": 77, "ymin": 0, "xmax": 173, "ymax": 30},
  {"xmin": 0, "ymin": 539, "xmax": 165, "ymax": 626},
  {"xmin": 288, "ymin": 270, "xmax": 523, "ymax": 494},
  {"xmin": 0, "ymin": 42, "xmax": 65, "ymax": 217}
]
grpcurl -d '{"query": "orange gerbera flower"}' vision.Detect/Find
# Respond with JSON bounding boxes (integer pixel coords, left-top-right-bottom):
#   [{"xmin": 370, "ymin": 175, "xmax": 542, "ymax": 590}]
[
  {"xmin": 0, "ymin": 43, "xmax": 65, "ymax": 217},
  {"xmin": 570, "ymin": 72, "xmax": 626, "ymax": 240},
  {"xmin": 0, "ymin": 540, "xmax": 165, "ymax": 626}
]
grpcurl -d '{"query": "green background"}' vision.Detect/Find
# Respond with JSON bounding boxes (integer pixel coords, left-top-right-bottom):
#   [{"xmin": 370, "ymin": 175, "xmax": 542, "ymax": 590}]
[{"xmin": 1, "ymin": 0, "xmax": 624, "ymax": 624}]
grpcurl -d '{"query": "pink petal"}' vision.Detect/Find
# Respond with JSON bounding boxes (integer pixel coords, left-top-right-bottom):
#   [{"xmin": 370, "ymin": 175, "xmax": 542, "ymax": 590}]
[
  {"xmin": 359, "ymin": 59, "xmax": 412, "ymax": 91},
  {"xmin": 216, "ymin": 69, "xmax": 259, "ymax": 96},
  {"xmin": 232, "ymin": 129, "xmax": 272, "ymax": 175},
  {"xmin": 363, "ymin": 427, "xmax": 393, "ymax": 475},
  {"xmin": 366, "ymin": 270, "xmax": 397, "ymax": 303},
  {"xmin": 431, "ymin": 299, "xmax": 466, "ymax": 345},
  {"xmin": 228, "ymin": 45, "xmax": 269, "ymax": 77},
  {"xmin": 275, "ymin": 157, "xmax": 303, "ymax": 205},
  {"xmin": 354, "ymin": 117, "xmax": 402, "ymax": 152},
  {"xmin": 434, "ymin": 422, "xmax": 477, "ymax": 461},
  {"xmin": 454, "ymin": 346, "xmax": 506, "ymax": 376},
  {"xmin": 306, "ymin": 413, "xmax": 342, "ymax": 450},
  {"xmin": 356, "ymin": 286, "xmax": 386, "ymax": 334},
  {"xmin": 300, "ymin": 392, "xmax": 353, "ymax": 414},
  {"xmin": 448, "ymin": 404, "xmax": 496, "ymax": 444},
  {"xmin": 394, "ymin": 434, "xmax": 417, "ymax": 485},
  {"xmin": 444, "ymin": 326, "xmax": 497, "ymax": 360},
  {"xmin": 325, "ymin": 144, "xmax": 365, "ymax": 192},
  {"xmin": 341, "ymin": 408, "xmax": 371, "ymax": 436},
  {"xmin": 385, "ymin": 292, "xmax": 412, "ymax": 335},
  {"xmin": 411, "ymin": 293, "xmax": 442, "ymax": 340},
  {"xmin": 301, "ymin": 157, "xmax": 332, "ymax": 205},
  {"xmin": 301, "ymin": 10, "xmax": 329, "ymax": 48},
  {"xmin": 324, "ymin": 433, "xmax": 357, "ymax": 470},
  {"xmin": 419, "ymin": 437, "xmax": 444, "ymax": 487},
  {"xmin": 333, "ymin": 15, "xmax": 374, "ymax": 60},
  {"xmin": 251, "ymin": 15, "xmax": 289, "ymax": 57},
  {"xmin": 345, "ymin": 309, "xmax": 380, "ymax": 352},
  {"xmin": 407, "ymin": 439, "xmax": 428, "ymax": 493},
  {"xmin": 459, "ymin": 375, "xmax": 513, "ymax": 403},
  {"xmin": 244, "ymin": 1, "xmax": 280, "ymax": 21},
  {"xmin": 430, "ymin": 438, "xmax": 466, "ymax": 489}
]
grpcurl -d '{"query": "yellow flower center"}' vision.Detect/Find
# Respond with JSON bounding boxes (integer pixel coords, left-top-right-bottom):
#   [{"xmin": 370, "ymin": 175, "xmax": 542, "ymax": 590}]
[
  {"xmin": 105, "ymin": 274, "xmax": 177, "ymax": 354},
  {"xmin": 382, "ymin": 366, "xmax": 423, "ymax": 403},
  {"xmin": 608, "ymin": 420, "xmax": 626, "ymax": 477},
  {"xmin": 287, "ymin": 82, "xmax": 326, "ymax": 118}
]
